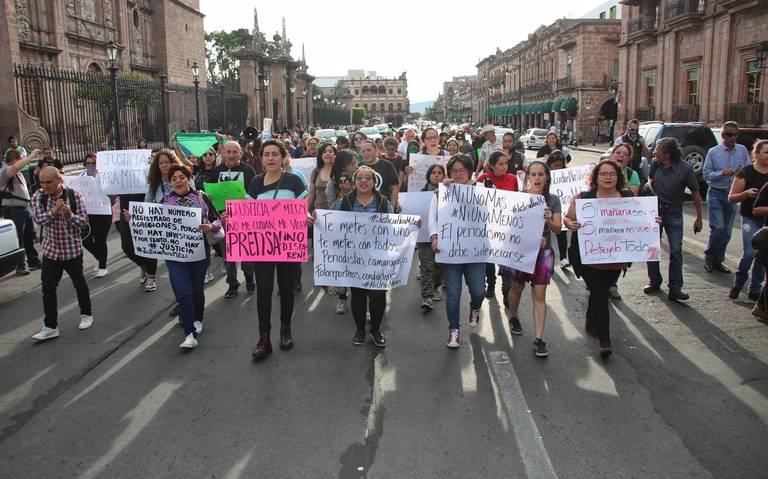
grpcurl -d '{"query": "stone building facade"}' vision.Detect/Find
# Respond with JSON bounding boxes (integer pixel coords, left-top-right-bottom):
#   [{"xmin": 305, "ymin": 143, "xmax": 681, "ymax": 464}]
[
  {"xmin": 439, "ymin": 76, "xmax": 476, "ymax": 122},
  {"xmin": 618, "ymin": 0, "xmax": 768, "ymax": 127},
  {"xmin": 0, "ymin": 0, "xmax": 206, "ymax": 143},
  {"xmin": 335, "ymin": 70, "xmax": 410, "ymax": 125},
  {"xmin": 473, "ymin": 19, "xmax": 621, "ymax": 143},
  {"xmin": 235, "ymin": 11, "xmax": 313, "ymax": 130}
]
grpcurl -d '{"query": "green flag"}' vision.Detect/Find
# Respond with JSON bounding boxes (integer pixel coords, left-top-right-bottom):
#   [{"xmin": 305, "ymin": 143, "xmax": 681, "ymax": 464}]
[
  {"xmin": 204, "ymin": 181, "xmax": 246, "ymax": 211},
  {"xmin": 176, "ymin": 133, "xmax": 219, "ymax": 158}
]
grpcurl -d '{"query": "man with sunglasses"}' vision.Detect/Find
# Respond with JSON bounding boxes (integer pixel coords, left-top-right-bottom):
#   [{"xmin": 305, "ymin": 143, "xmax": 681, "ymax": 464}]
[
  {"xmin": 615, "ymin": 119, "xmax": 650, "ymax": 183},
  {"xmin": 702, "ymin": 121, "xmax": 751, "ymax": 273}
]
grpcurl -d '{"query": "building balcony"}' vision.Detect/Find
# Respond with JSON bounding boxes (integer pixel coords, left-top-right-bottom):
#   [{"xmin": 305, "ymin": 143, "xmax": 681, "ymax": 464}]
[
  {"xmin": 626, "ymin": 14, "xmax": 658, "ymax": 41},
  {"xmin": 665, "ymin": 0, "xmax": 705, "ymax": 27},
  {"xmin": 635, "ymin": 106, "xmax": 656, "ymax": 122},
  {"xmin": 557, "ymin": 76, "xmax": 575, "ymax": 90},
  {"xmin": 727, "ymin": 102, "xmax": 764, "ymax": 126},
  {"xmin": 672, "ymin": 104, "xmax": 699, "ymax": 122},
  {"xmin": 520, "ymin": 81, "xmax": 553, "ymax": 96}
]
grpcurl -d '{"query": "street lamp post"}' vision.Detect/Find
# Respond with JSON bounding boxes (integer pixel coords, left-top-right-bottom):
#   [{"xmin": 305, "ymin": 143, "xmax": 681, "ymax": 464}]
[
  {"xmin": 105, "ymin": 40, "xmax": 122, "ymax": 149},
  {"xmin": 288, "ymin": 84, "xmax": 295, "ymax": 128},
  {"xmin": 263, "ymin": 75, "xmax": 271, "ymax": 121},
  {"xmin": 191, "ymin": 62, "xmax": 201, "ymax": 132}
]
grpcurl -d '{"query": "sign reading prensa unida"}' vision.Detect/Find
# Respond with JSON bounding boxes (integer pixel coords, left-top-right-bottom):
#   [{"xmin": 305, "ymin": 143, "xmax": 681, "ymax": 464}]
[
  {"xmin": 435, "ymin": 183, "xmax": 545, "ymax": 274},
  {"xmin": 312, "ymin": 210, "xmax": 420, "ymax": 290},
  {"xmin": 129, "ymin": 202, "xmax": 205, "ymax": 262}
]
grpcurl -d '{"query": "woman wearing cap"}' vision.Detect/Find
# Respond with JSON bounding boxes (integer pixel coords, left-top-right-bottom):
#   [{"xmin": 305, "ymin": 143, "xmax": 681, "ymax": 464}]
[{"xmin": 428, "ymin": 154, "xmax": 485, "ymax": 349}]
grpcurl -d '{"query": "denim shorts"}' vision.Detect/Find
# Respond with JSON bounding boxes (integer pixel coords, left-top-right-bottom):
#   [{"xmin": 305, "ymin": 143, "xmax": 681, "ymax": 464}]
[{"xmin": 499, "ymin": 247, "xmax": 555, "ymax": 286}]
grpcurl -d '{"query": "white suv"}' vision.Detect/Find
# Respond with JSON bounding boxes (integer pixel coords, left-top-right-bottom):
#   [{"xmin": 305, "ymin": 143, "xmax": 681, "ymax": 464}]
[{"xmin": 0, "ymin": 219, "xmax": 24, "ymax": 278}]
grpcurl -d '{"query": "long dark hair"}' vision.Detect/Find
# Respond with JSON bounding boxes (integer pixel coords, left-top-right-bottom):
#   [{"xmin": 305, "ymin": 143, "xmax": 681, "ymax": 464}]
[
  {"xmin": 148, "ymin": 149, "xmax": 183, "ymax": 197},
  {"xmin": 591, "ymin": 159, "xmax": 627, "ymax": 191},
  {"xmin": 424, "ymin": 163, "xmax": 446, "ymax": 188},
  {"xmin": 330, "ymin": 150, "xmax": 357, "ymax": 183},
  {"xmin": 526, "ymin": 160, "xmax": 551, "ymax": 203},
  {"xmin": 316, "ymin": 143, "xmax": 337, "ymax": 169}
]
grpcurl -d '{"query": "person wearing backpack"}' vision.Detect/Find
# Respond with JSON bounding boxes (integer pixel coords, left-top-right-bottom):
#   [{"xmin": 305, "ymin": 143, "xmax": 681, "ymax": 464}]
[
  {"xmin": 29, "ymin": 167, "xmax": 93, "ymax": 341},
  {"xmin": 1, "ymin": 148, "xmax": 42, "ymax": 274}
]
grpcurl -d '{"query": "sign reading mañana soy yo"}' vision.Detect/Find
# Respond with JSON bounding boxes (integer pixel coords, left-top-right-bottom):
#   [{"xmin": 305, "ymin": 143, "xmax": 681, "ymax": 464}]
[{"xmin": 575, "ymin": 196, "xmax": 660, "ymax": 264}]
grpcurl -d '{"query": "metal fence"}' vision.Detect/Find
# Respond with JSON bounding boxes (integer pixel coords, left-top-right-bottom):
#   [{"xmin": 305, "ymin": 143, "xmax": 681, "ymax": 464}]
[{"xmin": 13, "ymin": 64, "xmax": 247, "ymax": 165}]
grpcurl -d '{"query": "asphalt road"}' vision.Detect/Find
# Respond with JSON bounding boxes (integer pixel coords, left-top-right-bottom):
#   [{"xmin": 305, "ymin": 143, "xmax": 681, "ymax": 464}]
[{"xmin": 1, "ymin": 149, "xmax": 767, "ymax": 478}]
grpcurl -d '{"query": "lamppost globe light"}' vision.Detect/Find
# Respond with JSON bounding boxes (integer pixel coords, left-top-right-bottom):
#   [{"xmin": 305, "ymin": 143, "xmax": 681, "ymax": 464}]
[
  {"xmin": 302, "ymin": 88, "xmax": 307, "ymax": 96},
  {"xmin": 105, "ymin": 40, "xmax": 118, "ymax": 63},
  {"xmin": 263, "ymin": 78, "xmax": 270, "ymax": 87},
  {"xmin": 191, "ymin": 62, "xmax": 200, "ymax": 80},
  {"xmin": 289, "ymin": 86, "xmax": 296, "ymax": 94}
]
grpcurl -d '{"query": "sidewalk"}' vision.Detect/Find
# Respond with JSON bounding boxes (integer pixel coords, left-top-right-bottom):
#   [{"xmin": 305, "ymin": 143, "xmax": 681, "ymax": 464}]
[{"xmin": 571, "ymin": 142, "xmax": 610, "ymax": 154}]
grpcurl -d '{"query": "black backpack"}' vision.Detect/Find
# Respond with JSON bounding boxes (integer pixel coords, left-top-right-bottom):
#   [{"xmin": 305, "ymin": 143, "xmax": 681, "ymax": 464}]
[
  {"xmin": 37, "ymin": 188, "xmax": 81, "ymax": 240},
  {"xmin": 567, "ymin": 187, "xmax": 634, "ymax": 278}
]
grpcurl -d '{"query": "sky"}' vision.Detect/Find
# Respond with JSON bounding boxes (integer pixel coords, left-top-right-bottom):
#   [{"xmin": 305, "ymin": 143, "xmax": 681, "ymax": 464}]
[{"xmin": 198, "ymin": 0, "xmax": 610, "ymax": 103}]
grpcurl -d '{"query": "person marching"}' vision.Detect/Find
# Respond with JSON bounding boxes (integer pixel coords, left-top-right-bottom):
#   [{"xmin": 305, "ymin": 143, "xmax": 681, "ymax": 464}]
[
  {"xmin": 245, "ymin": 140, "xmax": 308, "ymax": 361},
  {"xmin": 81, "ymin": 153, "xmax": 111, "ymax": 278},
  {"xmin": 502, "ymin": 160, "xmax": 560, "ymax": 357},
  {"xmin": 429, "ymin": 154, "xmax": 486, "ymax": 349},
  {"xmin": 418, "ymin": 163, "xmax": 446, "ymax": 313},
  {"xmin": 30, "ymin": 167, "xmax": 94, "ymax": 341}
]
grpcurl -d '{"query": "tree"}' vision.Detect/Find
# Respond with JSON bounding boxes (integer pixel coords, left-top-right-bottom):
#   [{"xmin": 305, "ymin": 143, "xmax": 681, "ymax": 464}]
[
  {"xmin": 351, "ymin": 107, "xmax": 365, "ymax": 125},
  {"xmin": 205, "ymin": 28, "xmax": 251, "ymax": 90}
]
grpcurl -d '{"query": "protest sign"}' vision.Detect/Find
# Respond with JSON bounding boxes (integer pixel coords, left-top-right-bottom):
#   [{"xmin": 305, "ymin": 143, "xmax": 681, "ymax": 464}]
[
  {"xmin": 575, "ymin": 196, "xmax": 660, "ymax": 264},
  {"xmin": 128, "ymin": 202, "xmax": 205, "ymax": 262},
  {"xmin": 435, "ymin": 183, "xmax": 545, "ymax": 273},
  {"xmin": 175, "ymin": 132, "xmax": 219, "ymax": 158},
  {"xmin": 63, "ymin": 175, "xmax": 111, "ymax": 215},
  {"xmin": 96, "ymin": 149, "xmax": 151, "ymax": 194},
  {"xmin": 225, "ymin": 199, "xmax": 308, "ymax": 262},
  {"xmin": 290, "ymin": 157, "xmax": 316, "ymax": 185},
  {"xmin": 398, "ymin": 191, "xmax": 433, "ymax": 243},
  {"xmin": 203, "ymin": 181, "xmax": 246, "ymax": 211},
  {"xmin": 407, "ymin": 153, "xmax": 451, "ymax": 192},
  {"xmin": 550, "ymin": 164, "xmax": 593, "ymax": 215},
  {"xmin": 217, "ymin": 170, "xmax": 246, "ymax": 183},
  {"xmin": 313, "ymin": 210, "xmax": 419, "ymax": 290}
]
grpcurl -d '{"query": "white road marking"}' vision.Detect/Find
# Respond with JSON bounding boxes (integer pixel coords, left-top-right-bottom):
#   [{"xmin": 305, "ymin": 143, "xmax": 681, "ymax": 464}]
[{"xmin": 488, "ymin": 350, "xmax": 558, "ymax": 479}]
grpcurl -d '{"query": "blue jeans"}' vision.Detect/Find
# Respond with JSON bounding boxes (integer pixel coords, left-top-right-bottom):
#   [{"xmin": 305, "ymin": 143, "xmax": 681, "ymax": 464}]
[
  {"xmin": 2, "ymin": 206, "xmax": 40, "ymax": 266},
  {"xmin": 704, "ymin": 187, "xmax": 737, "ymax": 265},
  {"xmin": 166, "ymin": 259, "xmax": 207, "ymax": 337},
  {"xmin": 734, "ymin": 216, "xmax": 765, "ymax": 295},
  {"xmin": 442, "ymin": 262, "xmax": 485, "ymax": 330},
  {"xmin": 647, "ymin": 208, "xmax": 684, "ymax": 291}
]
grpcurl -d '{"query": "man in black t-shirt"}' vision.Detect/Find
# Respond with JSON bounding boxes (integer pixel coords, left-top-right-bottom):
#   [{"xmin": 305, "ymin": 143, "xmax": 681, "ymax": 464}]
[
  {"xmin": 210, "ymin": 141, "xmax": 256, "ymax": 186},
  {"xmin": 365, "ymin": 157, "xmax": 399, "ymax": 208}
]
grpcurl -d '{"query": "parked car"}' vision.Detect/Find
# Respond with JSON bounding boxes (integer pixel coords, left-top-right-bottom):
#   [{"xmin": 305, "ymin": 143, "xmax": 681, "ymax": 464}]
[
  {"xmin": 0, "ymin": 219, "xmax": 24, "ymax": 278},
  {"xmin": 711, "ymin": 126, "xmax": 768, "ymax": 151},
  {"xmin": 603, "ymin": 122, "xmax": 718, "ymax": 185},
  {"xmin": 522, "ymin": 128, "xmax": 549, "ymax": 149},
  {"xmin": 335, "ymin": 129, "xmax": 348, "ymax": 139},
  {"xmin": 315, "ymin": 129, "xmax": 337, "ymax": 144},
  {"xmin": 374, "ymin": 123, "xmax": 390, "ymax": 133},
  {"xmin": 358, "ymin": 126, "xmax": 382, "ymax": 141}
]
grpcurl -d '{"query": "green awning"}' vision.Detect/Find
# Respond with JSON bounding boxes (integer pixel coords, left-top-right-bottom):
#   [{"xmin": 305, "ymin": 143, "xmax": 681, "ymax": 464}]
[
  {"xmin": 540, "ymin": 101, "xmax": 553, "ymax": 112},
  {"xmin": 561, "ymin": 97, "xmax": 578, "ymax": 112},
  {"xmin": 534, "ymin": 102, "xmax": 544, "ymax": 113},
  {"xmin": 503, "ymin": 105, "xmax": 513, "ymax": 115},
  {"xmin": 529, "ymin": 103, "xmax": 539, "ymax": 114},
  {"xmin": 485, "ymin": 109, "xmax": 492, "ymax": 116},
  {"xmin": 510, "ymin": 104, "xmax": 519, "ymax": 115},
  {"xmin": 551, "ymin": 98, "xmax": 564, "ymax": 111}
]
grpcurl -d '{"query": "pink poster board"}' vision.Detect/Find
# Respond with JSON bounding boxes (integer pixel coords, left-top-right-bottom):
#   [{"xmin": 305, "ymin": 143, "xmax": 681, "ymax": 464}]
[{"xmin": 225, "ymin": 199, "xmax": 308, "ymax": 262}]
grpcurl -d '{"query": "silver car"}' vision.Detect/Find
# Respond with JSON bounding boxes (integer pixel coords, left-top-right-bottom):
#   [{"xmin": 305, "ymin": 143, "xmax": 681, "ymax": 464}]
[{"xmin": 523, "ymin": 128, "xmax": 549, "ymax": 149}]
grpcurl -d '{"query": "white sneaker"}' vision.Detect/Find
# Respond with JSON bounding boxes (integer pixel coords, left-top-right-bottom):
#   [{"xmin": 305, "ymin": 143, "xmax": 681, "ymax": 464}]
[
  {"xmin": 139, "ymin": 271, "xmax": 148, "ymax": 284},
  {"xmin": 78, "ymin": 315, "xmax": 94, "ymax": 330},
  {"xmin": 144, "ymin": 277, "xmax": 157, "ymax": 292},
  {"xmin": 446, "ymin": 329, "xmax": 460, "ymax": 348},
  {"xmin": 194, "ymin": 321, "xmax": 203, "ymax": 335},
  {"xmin": 180, "ymin": 333, "xmax": 198, "ymax": 349},
  {"xmin": 32, "ymin": 326, "xmax": 60, "ymax": 341},
  {"xmin": 95, "ymin": 268, "xmax": 108, "ymax": 278},
  {"xmin": 204, "ymin": 270, "xmax": 214, "ymax": 284},
  {"xmin": 560, "ymin": 258, "xmax": 571, "ymax": 268},
  {"xmin": 468, "ymin": 309, "xmax": 480, "ymax": 328},
  {"xmin": 335, "ymin": 299, "xmax": 347, "ymax": 314}
]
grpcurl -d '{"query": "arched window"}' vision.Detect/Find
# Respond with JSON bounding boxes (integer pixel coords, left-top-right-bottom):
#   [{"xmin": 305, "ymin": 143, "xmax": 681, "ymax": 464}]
[
  {"xmin": 378, "ymin": 85, "xmax": 386, "ymax": 94},
  {"xmin": 388, "ymin": 103, "xmax": 394, "ymax": 111},
  {"xmin": 397, "ymin": 103, "xmax": 402, "ymax": 111},
  {"xmin": 380, "ymin": 103, "xmax": 385, "ymax": 111},
  {"xmin": 371, "ymin": 103, "xmax": 376, "ymax": 111},
  {"xmin": 362, "ymin": 86, "xmax": 369, "ymax": 94},
  {"xmin": 86, "ymin": 62, "xmax": 102, "ymax": 75},
  {"xmin": 397, "ymin": 88, "xmax": 402, "ymax": 94},
  {"xmin": 363, "ymin": 103, "xmax": 368, "ymax": 110},
  {"xmin": 388, "ymin": 88, "xmax": 393, "ymax": 94}
]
